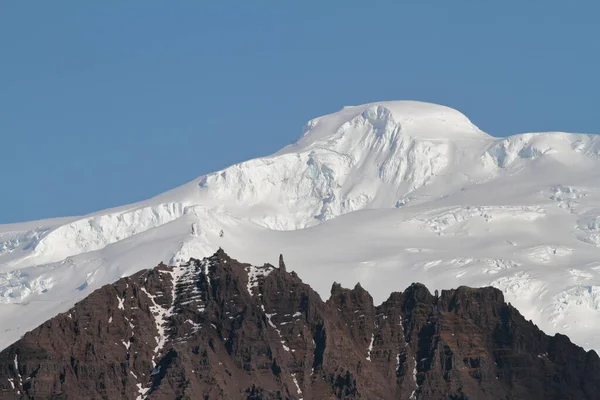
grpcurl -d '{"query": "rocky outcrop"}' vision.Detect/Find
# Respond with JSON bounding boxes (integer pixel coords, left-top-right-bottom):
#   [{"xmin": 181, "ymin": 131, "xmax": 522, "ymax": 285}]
[{"xmin": 0, "ymin": 249, "xmax": 599, "ymax": 399}]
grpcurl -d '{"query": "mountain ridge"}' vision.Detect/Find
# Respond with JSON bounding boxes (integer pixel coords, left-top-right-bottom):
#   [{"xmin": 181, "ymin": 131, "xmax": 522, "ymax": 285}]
[{"xmin": 1, "ymin": 249, "xmax": 599, "ymax": 399}]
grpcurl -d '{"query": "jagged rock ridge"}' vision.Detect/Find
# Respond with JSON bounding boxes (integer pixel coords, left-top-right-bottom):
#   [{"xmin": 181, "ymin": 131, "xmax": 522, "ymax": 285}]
[{"xmin": 0, "ymin": 250, "xmax": 599, "ymax": 399}]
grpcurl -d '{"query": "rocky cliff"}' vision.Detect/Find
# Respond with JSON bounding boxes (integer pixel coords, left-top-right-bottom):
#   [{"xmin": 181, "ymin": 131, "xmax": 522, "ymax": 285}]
[{"xmin": 1, "ymin": 249, "xmax": 599, "ymax": 399}]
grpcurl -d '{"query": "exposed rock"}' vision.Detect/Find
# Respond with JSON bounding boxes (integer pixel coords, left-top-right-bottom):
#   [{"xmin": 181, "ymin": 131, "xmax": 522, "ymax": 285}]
[{"xmin": 0, "ymin": 249, "xmax": 599, "ymax": 399}]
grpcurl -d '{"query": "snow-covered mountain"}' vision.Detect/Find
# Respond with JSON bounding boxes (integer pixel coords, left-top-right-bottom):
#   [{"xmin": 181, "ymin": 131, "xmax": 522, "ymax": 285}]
[{"xmin": 2, "ymin": 100, "xmax": 600, "ymax": 353}]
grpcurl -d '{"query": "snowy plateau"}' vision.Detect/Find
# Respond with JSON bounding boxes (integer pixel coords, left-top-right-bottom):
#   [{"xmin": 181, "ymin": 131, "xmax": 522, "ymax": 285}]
[{"xmin": 2, "ymin": 101, "xmax": 600, "ymax": 354}]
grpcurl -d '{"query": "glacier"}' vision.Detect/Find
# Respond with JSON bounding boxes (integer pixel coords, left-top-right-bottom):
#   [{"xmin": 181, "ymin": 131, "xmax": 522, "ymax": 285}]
[{"xmin": 2, "ymin": 100, "xmax": 600, "ymax": 353}]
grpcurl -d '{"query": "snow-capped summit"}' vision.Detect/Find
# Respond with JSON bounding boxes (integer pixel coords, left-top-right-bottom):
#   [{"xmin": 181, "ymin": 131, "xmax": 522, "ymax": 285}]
[
  {"xmin": 190, "ymin": 101, "xmax": 598, "ymax": 231},
  {"xmin": 184, "ymin": 102, "xmax": 496, "ymax": 231},
  {"xmin": 285, "ymin": 101, "xmax": 487, "ymax": 154},
  {"xmin": 2, "ymin": 101, "xmax": 600, "ymax": 354}
]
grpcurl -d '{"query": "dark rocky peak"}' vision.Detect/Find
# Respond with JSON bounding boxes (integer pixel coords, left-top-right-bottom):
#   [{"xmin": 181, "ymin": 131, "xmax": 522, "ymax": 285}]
[
  {"xmin": 327, "ymin": 281, "xmax": 376, "ymax": 368},
  {"xmin": 1, "ymin": 249, "xmax": 599, "ymax": 400},
  {"xmin": 329, "ymin": 282, "xmax": 373, "ymax": 309},
  {"xmin": 441, "ymin": 286, "xmax": 504, "ymax": 315},
  {"xmin": 403, "ymin": 283, "xmax": 435, "ymax": 307},
  {"xmin": 278, "ymin": 254, "xmax": 286, "ymax": 273}
]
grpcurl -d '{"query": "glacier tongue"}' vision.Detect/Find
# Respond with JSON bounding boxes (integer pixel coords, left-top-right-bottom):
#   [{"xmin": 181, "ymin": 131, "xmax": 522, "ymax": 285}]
[{"xmin": 3, "ymin": 100, "xmax": 600, "ymax": 353}]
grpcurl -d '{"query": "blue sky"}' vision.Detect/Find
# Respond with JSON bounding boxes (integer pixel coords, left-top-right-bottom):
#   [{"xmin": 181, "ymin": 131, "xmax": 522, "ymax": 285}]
[{"xmin": 1, "ymin": 1, "xmax": 599, "ymax": 223}]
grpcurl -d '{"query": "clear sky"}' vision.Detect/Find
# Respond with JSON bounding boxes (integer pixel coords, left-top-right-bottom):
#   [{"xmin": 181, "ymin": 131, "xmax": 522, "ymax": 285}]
[{"xmin": 1, "ymin": 1, "xmax": 599, "ymax": 223}]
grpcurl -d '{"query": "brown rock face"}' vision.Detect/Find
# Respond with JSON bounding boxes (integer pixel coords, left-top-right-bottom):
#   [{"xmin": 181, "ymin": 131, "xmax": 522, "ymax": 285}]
[{"xmin": 0, "ymin": 249, "xmax": 599, "ymax": 399}]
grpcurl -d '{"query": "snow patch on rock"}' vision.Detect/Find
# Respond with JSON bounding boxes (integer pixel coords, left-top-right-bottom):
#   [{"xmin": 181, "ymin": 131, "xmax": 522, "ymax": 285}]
[{"xmin": 245, "ymin": 264, "xmax": 275, "ymax": 296}]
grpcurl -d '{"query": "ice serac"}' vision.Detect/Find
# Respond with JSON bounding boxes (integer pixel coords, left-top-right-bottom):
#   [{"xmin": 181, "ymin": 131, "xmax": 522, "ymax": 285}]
[
  {"xmin": 0, "ymin": 251, "xmax": 598, "ymax": 400},
  {"xmin": 3, "ymin": 100, "xmax": 600, "ymax": 355}
]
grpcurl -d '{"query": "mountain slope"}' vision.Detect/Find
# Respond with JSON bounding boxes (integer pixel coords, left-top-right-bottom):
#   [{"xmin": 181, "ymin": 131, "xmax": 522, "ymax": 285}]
[
  {"xmin": 1, "ymin": 250, "xmax": 599, "ymax": 399},
  {"xmin": 2, "ymin": 101, "xmax": 600, "ymax": 352}
]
